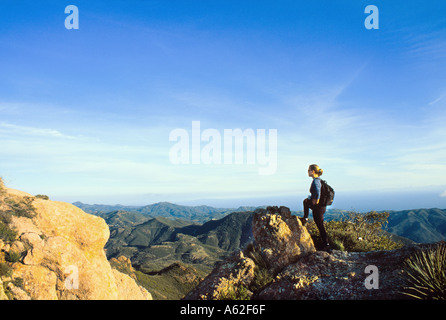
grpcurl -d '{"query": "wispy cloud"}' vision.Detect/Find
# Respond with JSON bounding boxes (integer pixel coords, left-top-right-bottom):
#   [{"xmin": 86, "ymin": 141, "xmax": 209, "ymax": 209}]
[
  {"xmin": 0, "ymin": 122, "xmax": 76, "ymax": 139},
  {"xmin": 408, "ymin": 35, "xmax": 446, "ymax": 61},
  {"xmin": 428, "ymin": 93, "xmax": 446, "ymax": 106}
]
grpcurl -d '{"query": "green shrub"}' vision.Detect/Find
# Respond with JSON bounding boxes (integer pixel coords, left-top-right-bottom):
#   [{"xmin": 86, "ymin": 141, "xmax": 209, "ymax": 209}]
[
  {"xmin": 332, "ymin": 238, "xmax": 345, "ymax": 251},
  {"xmin": 0, "ymin": 210, "xmax": 12, "ymax": 225},
  {"xmin": 0, "ymin": 177, "xmax": 5, "ymax": 196},
  {"xmin": 4, "ymin": 196, "xmax": 36, "ymax": 219},
  {"xmin": 0, "ymin": 202, "xmax": 18, "ymax": 242},
  {"xmin": 217, "ymin": 283, "xmax": 251, "ymax": 300},
  {"xmin": 5, "ymin": 251, "xmax": 22, "ymax": 263},
  {"xmin": 0, "ymin": 179, "xmax": 34, "ymax": 242},
  {"xmin": 307, "ymin": 211, "xmax": 403, "ymax": 252},
  {"xmin": 35, "ymin": 194, "xmax": 49, "ymax": 200},
  {"xmin": 0, "ymin": 262, "xmax": 13, "ymax": 278},
  {"xmin": 244, "ymin": 243, "xmax": 274, "ymax": 294},
  {"xmin": 0, "ymin": 222, "xmax": 17, "ymax": 242},
  {"xmin": 12, "ymin": 277, "xmax": 24, "ymax": 289},
  {"xmin": 401, "ymin": 242, "xmax": 446, "ymax": 300}
]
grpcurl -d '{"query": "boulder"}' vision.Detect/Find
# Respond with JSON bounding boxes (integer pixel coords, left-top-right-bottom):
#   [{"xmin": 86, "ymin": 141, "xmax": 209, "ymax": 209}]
[
  {"xmin": 0, "ymin": 187, "xmax": 152, "ymax": 300},
  {"xmin": 185, "ymin": 205, "xmax": 316, "ymax": 300},
  {"xmin": 252, "ymin": 206, "xmax": 316, "ymax": 274}
]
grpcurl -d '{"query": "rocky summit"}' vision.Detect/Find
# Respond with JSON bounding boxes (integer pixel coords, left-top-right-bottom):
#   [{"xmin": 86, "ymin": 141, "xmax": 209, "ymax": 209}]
[
  {"xmin": 185, "ymin": 206, "xmax": 433, "ymax": 300},
  {"xmin": 0, "ymin": 186, "xmax": 152, "ymax": 300}
]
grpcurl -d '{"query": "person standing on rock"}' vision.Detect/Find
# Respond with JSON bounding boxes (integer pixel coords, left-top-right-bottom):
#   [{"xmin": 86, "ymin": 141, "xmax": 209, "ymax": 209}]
[{"xmin": 301, "ymin": 164, "xmax": 331, "ymax": 252}]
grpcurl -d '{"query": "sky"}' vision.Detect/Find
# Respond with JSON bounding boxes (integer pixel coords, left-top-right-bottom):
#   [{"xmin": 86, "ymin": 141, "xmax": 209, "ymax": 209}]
[{"xmin": 0, "ymin": 0, "xmax": 446, "ymax": 211}]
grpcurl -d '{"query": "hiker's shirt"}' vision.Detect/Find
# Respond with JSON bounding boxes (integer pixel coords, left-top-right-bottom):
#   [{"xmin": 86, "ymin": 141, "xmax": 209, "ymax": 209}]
[{"xmin": 309, "ymin": 177, "xmax": 321, "ymax": 201}]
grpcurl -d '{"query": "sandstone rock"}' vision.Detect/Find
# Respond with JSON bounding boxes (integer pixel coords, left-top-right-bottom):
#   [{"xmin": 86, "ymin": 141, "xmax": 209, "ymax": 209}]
[
  {"xmin": 252, "ymin": 206, "xmax": 316, "ymax": 274},
  {"xmin": 109, "ymin": 255, "xmax": 136, "ymax": 279},
  {"xmin": 112, "ymin": 269, "xmax": 153, "ymax": 300},
  {"xmin": 19, "ymin": 232, "xmax": 44, "ymax": 249},
  {"xmin": 0, "ymin": 278, "xmax": 8, "ymax": 300},
  {"xmin": 7, "ymin": 282, "xmax": 31, "ymax": 300},
  {"xmin": 0, "ymin": 187, "xmax": 152, "ymax": 300},
  {"xmin": 9, "ymin": 240, "xmax": 25, "ymax": 255},
  {"xmin": 12, "ymin": 264, "xmax": 59, "ymax": 299},
  {"xmin": 184, "ymin": 250, "xmax": 256, "ymax": 300}
]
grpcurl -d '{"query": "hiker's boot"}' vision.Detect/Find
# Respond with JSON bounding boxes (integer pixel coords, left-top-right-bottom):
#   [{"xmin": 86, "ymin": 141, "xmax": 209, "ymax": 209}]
[
  {"xmin": 320, "ymin": 243, "xmax": 332, "ymax": 253},
  {"xmin": 299, "ymin": 217, "xmax": 309, "ymax": 226}
]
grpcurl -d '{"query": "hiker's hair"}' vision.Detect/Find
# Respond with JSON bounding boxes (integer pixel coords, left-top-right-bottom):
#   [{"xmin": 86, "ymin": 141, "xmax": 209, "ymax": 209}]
[{"xmin": 309, "ymin": 164, "xmax": 323, "ymax": 176}]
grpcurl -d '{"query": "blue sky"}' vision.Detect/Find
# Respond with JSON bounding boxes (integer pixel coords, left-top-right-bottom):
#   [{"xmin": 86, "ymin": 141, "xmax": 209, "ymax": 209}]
[{"xmin": 0, "ymin": 1, "xmax": 445, "ymax": 211}]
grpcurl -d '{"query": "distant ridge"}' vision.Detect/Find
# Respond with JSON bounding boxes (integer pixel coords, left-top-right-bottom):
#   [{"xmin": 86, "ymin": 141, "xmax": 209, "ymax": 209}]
[
  {"xmin": 386, "ymin": 208, "xmax": 446, "ymax": 243},
  {"xmin": 72, "ymin": 201, "xmax": 142, "ymax": 214},
  {"xmin": 73, "ymin": 201, "xmax": 265, "ymax": 223},
  {"xmin": 73, "ymin": 202, "xmax": 446, "ymax": 243}
]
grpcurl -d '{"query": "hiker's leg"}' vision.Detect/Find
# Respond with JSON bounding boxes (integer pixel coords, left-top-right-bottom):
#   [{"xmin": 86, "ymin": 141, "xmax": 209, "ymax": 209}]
[
  {"xmin": 313, "ymin": 206, "xmax": 329, "ymax": 245},
  {"xmin": 303, "ymin": 198, "xmax": 311, "ymax": 219}
]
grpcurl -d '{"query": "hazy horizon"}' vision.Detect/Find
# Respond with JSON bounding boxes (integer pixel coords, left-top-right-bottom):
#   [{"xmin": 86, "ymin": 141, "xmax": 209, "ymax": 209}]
[{"xmin": 59, "ymin": 187, "xmax": 446, "ymax": 213}]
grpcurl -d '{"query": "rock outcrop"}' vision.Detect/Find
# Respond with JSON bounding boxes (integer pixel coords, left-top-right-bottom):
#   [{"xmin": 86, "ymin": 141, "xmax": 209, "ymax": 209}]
[
  {"xmin": 252, "ymin": 206, "xmax": 316, "ymax": 274},
  {"xmin": 0, "ymin": 186, "xmax": 152, "ymax": 300},
  {"xmin": 256, "ymin": 249, "xmax": 409, "ymax": 300},
  {"xmin": 185, "ymin": 206, "xmax": 316, "ymax": 299},
  {"xmin": 185, "ymin": 206, "xmax": 428, "ymax": 300},
  {"xmin": 184, "ymin": 250, "xmax": 256, "ymax": 300}
]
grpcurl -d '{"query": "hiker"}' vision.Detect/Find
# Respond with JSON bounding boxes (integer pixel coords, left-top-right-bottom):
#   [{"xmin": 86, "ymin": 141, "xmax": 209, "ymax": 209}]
[{"xmin": 301, "ymin": 164, "xmax": 331, "ymax": 252}]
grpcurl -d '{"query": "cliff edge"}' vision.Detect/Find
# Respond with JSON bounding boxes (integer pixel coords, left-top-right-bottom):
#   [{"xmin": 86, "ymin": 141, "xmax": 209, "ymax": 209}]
[{"xmin": 0, "ymin": 184, "xmax": 152, "ymax": 300}]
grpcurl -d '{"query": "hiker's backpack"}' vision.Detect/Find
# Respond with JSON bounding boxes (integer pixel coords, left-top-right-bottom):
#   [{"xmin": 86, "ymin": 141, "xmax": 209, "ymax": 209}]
[{"xmin": 320, "ymin": 180, "xmax": 335, "ymax": 206}]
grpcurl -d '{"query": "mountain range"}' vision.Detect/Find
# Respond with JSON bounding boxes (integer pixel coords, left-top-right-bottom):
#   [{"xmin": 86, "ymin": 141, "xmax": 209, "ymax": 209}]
[
  {"xmin": 73, "ymin": 201, "xmax": 262, "ymax": 223},
  {"xmin": 74, "ymin": 201, "xmax": 446, "ymax": 244},
  {"xmin": 99, "ymin": 210, "xmax": 254, "ymax": 272},
  {"xmin": 386, "ymin": 208, "xmax": 446, "ymax": 243}
]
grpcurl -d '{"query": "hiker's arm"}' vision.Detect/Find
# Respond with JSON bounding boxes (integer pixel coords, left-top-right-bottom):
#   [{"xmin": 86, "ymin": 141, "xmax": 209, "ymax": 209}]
[{"xmin": 310, "ymin": 179, "xmax": 321, "ymax": 204}]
